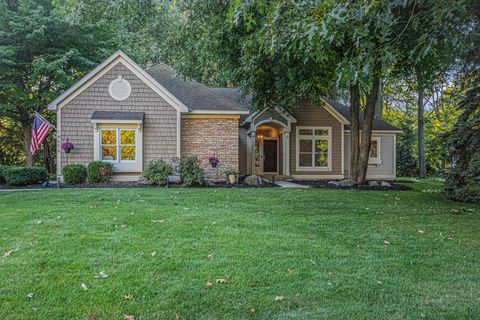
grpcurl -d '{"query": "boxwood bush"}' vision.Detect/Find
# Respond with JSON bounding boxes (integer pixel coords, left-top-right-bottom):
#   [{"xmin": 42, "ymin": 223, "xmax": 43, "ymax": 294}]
[
  {"xmin": 0, "ymin": 165, "xmax": 11, "ymax": 184},
  {"xmin": 87, "ymin": 161, "xmax": 113, "ymax": 183},
  {"xmin": 179, "ymin": 156, "xmax": 205, "ymax": 186},
  {"xmin": 143, "ymin": 160, "xmax": 172, "ymax": 186},
  {"xmin": 3, "ymin": 167, "xmax": 49, "ymax": 186},
  {"xmin": 63, "ymin": 164, "xmax": 87, "ymax": 184}
]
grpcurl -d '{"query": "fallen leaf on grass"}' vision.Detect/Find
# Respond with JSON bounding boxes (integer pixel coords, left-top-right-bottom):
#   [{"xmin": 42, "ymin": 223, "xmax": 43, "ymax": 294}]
[
  {"xmin": 124, "ymin": 293, "xmax": 133, "ymax": 300},
  {"xmin": 307, "ymin": 235, "xmax": 314, "ymax": 240},
  {"xmin": 384, "ymin": 240, "xmax": 390, "ymax": 245},
  {"xmin": 151, "ymin": 220, "xmax": 165, "ymax": 224},
  {"xmin": 207, "ymin": 253, "xmax": 215, "ymax": 259},
  {"xmin": 81, "ymin": 283, "xmax": 88, "ymax": 291},
  {"xmin": 216, "ymin": 279, "xmax": 226, "ymax": 284},
  {"xmin": 248, "ymin": 308, "xmax": 256, "ymax": 316},
  {"xmin": 151, "ymin": 251, "xmax": 156, "ymax": 257},
  {"xmin": 175, "ymin": 313, "xmax": 180, "ymax": 320},
  {"xmin": 417, "ymin": 230, "xmax": 425, "ymax": 234},
  {"xmin": 3, "ymin": 251, "xmax": 12, "ymax": 257},
  {"xmin": 287, "ymin": 268, "xmax": 295, "ymax": 273},
  {"xmin": 327, "ymin": 282, "xmax": 333, "ymax": 286},
  {"xmin": 94, "ymin": 271, "xmax": 108, "ymax": 279},
  {"xmin": 26, "ymin": 293, "xmax": 33, "ymax": 299},
  {"xmin": 274, "ymin": 296, "xmax": 285, "ymax": 301},
  {"xmin": 206, "ymin": 282, "xmax": 214, "ymax": 287},
  {"xmin": 124, "ymin": 315, "xmax": 134, "ymax": 320}
]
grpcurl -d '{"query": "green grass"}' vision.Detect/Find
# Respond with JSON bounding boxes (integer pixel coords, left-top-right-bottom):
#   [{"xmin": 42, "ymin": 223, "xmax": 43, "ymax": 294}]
[{"xmin": 0, "ymin": 180, "xmax": 479, "ymax": 319}]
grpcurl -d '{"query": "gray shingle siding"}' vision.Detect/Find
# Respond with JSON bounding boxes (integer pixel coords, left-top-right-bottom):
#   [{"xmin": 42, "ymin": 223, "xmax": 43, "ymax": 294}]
[{"xmin": 59, "ymin": 62, "xmax": 178, "ymax": 172}]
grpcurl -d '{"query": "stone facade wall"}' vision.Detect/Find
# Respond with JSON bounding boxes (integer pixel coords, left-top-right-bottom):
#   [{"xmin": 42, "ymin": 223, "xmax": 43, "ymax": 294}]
[{"xmin": 181, "ymin": 116, "xmax": 239, "ymax": 180}]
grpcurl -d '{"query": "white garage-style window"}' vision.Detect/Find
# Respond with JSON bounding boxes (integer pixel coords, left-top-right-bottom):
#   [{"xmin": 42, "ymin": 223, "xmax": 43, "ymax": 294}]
[
  {"xmin": 296, "ymin": 127, "xmax": 331, "ymax": 171},
  {"xmin": 369, "ymin": 137, "xmax": 382, "ymax": 164}
]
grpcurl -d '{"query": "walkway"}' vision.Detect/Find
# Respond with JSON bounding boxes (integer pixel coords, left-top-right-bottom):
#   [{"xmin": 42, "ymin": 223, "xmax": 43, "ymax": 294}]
[{"xmin": 275, "ymin": 181, "xmax": 310, "ymax": 188}]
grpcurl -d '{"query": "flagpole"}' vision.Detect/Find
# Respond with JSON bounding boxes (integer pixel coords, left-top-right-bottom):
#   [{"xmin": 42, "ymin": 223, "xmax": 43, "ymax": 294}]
[{"xmin": 34, "ymin": 111, "xmax": 56, "ymax": 131}]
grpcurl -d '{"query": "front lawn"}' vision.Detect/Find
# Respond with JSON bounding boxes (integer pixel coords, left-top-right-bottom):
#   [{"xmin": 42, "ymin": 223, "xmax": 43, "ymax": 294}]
[{"xmin": 0, "ymin": 180, "xmax": 479, "ymax": 319}]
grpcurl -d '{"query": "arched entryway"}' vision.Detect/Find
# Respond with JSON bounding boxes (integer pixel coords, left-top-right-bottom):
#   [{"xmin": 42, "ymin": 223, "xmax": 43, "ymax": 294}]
[{"xmin": 246, "ymin": 118, "xmax": 291, "ymax": 177}]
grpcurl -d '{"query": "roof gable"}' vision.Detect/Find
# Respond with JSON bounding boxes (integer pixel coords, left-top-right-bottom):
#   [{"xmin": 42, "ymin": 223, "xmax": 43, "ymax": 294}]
[{"xmin": 48, "ymin": 51, "xmax": 188, "ymax": 112}]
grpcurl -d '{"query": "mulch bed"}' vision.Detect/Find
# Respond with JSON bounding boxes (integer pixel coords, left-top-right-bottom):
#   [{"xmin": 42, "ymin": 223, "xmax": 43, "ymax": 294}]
[{"xmin": 295, "ymin": 180, "xmax": 412, "ymax": 191}]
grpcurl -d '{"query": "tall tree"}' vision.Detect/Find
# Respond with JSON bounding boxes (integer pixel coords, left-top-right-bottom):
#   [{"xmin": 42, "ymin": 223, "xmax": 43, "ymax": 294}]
[{"xmin": 0, "ymin": 0, "xmax": 113, "ymax": 166}]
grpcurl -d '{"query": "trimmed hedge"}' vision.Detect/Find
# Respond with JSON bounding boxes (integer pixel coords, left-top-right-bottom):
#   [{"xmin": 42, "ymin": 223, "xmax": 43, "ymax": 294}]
[
  {"xmin": 179, "ymin": 156, "xmax": 205, "ymax": 186},
  {"xmin": 87, "ymin": 161, "xmax": 113, "ymax": 183},
  {"xmin": 3, "ymin": 167, "xmax": 49, "ymax": 186},
  {"xmin": 63, "ymin": 164, "xmax": 87, "ymax": 184},
  {"xmin": 143, "ymin": 160, "xmax": 172, "ymax": 186},
  {"xmin": 0, "ymin": 165, "xmax": 11, "ymax": 184}
]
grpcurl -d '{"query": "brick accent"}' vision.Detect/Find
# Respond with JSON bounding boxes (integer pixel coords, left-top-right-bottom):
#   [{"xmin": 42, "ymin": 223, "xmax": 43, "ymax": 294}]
[{"xmin": 181, "ymin": 117, "xmax": 239, "ymax": 180}]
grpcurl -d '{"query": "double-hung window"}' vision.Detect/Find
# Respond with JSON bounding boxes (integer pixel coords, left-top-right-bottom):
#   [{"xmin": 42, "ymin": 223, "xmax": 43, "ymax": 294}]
[
  {"xmin": 100, "ymin": 128, "xmax": 137, "ymax": 162},
  {"xmin": 297, "ymin": 127, "xmax": 331, "ymax": 170}
]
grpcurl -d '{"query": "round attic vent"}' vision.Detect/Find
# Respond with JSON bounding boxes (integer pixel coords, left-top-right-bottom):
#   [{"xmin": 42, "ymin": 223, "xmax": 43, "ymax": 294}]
[{"xmin": 108, "ymin": 75, "xmax": 131, "ymax": 101}]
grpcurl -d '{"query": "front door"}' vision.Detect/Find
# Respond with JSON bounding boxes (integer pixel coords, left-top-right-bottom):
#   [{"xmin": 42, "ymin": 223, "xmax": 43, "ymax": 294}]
[{"xmin": 263, "ymin": 139, "xmax": 278, "ymax": 173}]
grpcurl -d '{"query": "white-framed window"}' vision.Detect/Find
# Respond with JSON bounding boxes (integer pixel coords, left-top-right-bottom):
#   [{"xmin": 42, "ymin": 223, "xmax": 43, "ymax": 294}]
[
  {"xmin": 93, "ymin": 124, "xmax": 143, "ymax": 173},
  {"xmin": 100, "ymin": 128, "xmax": 137, "ymax": 162},
  {"xmin": 369, "ymin": 137, "xmax": 381, "ymax": 164},
  {"xmin": 296, "ymin": 127, "xmax": 331, "ymax": 171}
]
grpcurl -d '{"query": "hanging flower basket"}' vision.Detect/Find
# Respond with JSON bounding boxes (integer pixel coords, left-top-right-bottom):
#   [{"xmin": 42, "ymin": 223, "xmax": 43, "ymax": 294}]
[
  {"xmin": 209, "ymin": 156, "xmax": 220, "ymax": 168},
  {"xmin": 61, "ymin": 141, "xmax": 74, "ymax": 153}
]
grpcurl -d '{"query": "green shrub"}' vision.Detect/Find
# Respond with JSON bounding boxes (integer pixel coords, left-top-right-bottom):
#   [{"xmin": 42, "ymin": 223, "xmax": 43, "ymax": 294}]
[
  {"xmin": 143, "ymin": 160, "xmax": 173, "ymax": 186},
  {"xmin": 0, "ymin": 165, "xmax": 11, "ymax": 184},
  {"xmin": 63, "ymin": 164, "xmax": 87, "ymax": 184},
  {"xmin": 3, "ymin": 167, "xmax": 49, "ymax": 186},
  {"xmin": 87, "ymin": 161, "xmax": 113, "ymax": 183},
  {"xmin": 179, "ymin": 156, "xmax": 205, "ymax": 186}
]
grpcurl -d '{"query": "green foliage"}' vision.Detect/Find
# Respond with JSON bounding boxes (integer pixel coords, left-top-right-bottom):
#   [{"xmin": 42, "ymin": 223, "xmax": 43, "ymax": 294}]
[
  {"xmin": 0, "ymin": 165, "xmax": 12, "ymax": 184},
  {"xmin": 62, "ymin": 164, "xmax": 87, "ymax": 184},
  {"xmin": 396, "ymin": 121, "xmax": 418, "ymax": 176},
  {"xmin": 3, "ymin": 166, "xmax": 48, "ymax": 186},
  {"xmin": 179, "ymin": 156, "xmax": 205, "ymax": 187},
  {"xmin": 143, "ymin": 160, "xmax": 173, "ymax": 186},
  {"xmin": 224, "ymin": 170, "xmax": 240, "ymax": 177},
  {"xmin": 86, "ymin": 161, "xmax": 113, "ymax": 183},
  {"xmin": 445, "ymin": 55, "xmax": 480, "ymax": 203}
]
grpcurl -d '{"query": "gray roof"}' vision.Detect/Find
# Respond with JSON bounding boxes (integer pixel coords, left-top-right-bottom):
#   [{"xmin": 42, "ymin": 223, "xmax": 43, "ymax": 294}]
[
  {"xmin": 146, "ymin": 64, "xmax": 249, "ymax": 112},
  {"xmin": 321, "ymin": 96, "xmax": 401, "ymax": 131},
  {"xmin": 91, "ymin": 111, "xmax": 144, "ymax": 120}
]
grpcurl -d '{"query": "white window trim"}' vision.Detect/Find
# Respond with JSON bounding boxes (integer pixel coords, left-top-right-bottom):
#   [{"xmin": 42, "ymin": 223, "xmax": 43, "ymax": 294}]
[
  {"xmin": 296, "ymin": 126, "xmax": 332, "ymax": 171},
  {"xmin": 93, "ymin": 125, "xmax": 143, "ymax": 172},
  {"xmin": 369, "ymin": 136, "xmax": 382, "ymax": 164}
]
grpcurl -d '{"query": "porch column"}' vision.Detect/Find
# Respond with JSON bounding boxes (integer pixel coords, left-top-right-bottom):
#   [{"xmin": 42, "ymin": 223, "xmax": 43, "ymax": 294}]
[
  {"xmin": 246, "ymin": 131, "xmax": 255, "ymax": 175},
  {"xmin": 284, "ymin": 131, "xmax": 290, "ymax": 176}
]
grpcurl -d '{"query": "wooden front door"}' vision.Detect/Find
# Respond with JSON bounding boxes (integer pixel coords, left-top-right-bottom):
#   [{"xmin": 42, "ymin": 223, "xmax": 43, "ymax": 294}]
[{"xmin": 263, "ymin": 139, "xmax": 278, "ymax": 173}]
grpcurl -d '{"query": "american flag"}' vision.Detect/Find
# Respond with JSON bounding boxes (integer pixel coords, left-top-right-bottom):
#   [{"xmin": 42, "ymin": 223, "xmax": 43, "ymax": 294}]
[{"xmin": 30, "ymin": 112, "xmax": 53, "ymax": 156}]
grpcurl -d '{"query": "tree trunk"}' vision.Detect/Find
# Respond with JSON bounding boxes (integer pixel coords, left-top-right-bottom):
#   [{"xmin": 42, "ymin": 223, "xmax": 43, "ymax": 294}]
[
  {"xmin": 374, "ymin": 77, "xmax": 383, "ymax": 120},
  {"xmin": 349, "ymin": 84, "xmax": 361, "ymax": 180},
  {"xmin": 417, "ymin": 78, "xmax": 426, "ymax": 178},
  {"xmin": 21, "ymin": 122, "xmax": 35, "ymax": 167},
  {"xmin": 357, "ymin": 74, "xmax": 381, "ymax": 184}
]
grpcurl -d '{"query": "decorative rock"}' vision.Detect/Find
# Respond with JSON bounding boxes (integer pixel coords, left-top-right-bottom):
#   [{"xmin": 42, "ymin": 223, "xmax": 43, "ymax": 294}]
[
  {"xmin": 137, "ymin": 176, "xmax": 149, "ymax": 185},
  {"xmin": 206, "ymin": 179, "xmax": 216, "ymax": 187},
  {"xmin": 244, "ymin": 175, "xmax": 264, "ymax": 187},
  {"xmin": 380, "ymin": 181, "xmax": 392, "ymax": 187},
  {"xmin": 338, "ymin": 179, "xmax": 356, "ymax": 187},
  {"xmin": 328, "ymin": 180, "xmax": 339, "ymax": 186},
  {"xmin": 369, "ymin": 180, "xmax": 380, "ymax": 186}
]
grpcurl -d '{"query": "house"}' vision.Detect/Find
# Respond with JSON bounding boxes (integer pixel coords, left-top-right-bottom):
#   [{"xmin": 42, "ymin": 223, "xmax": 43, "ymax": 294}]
[{"xmin": 48, "ymin": 51, "xmax": 401, "ymax": 182}]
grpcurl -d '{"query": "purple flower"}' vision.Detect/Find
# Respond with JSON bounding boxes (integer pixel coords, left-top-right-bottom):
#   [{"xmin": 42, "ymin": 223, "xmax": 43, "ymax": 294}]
[
  {"xmin": 209, "ymin": 156, "xmax": 219, "ymax": 165},
  {"xmin": 61, "ymin": 141, "xmax": 74, "ymax": 150}
]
